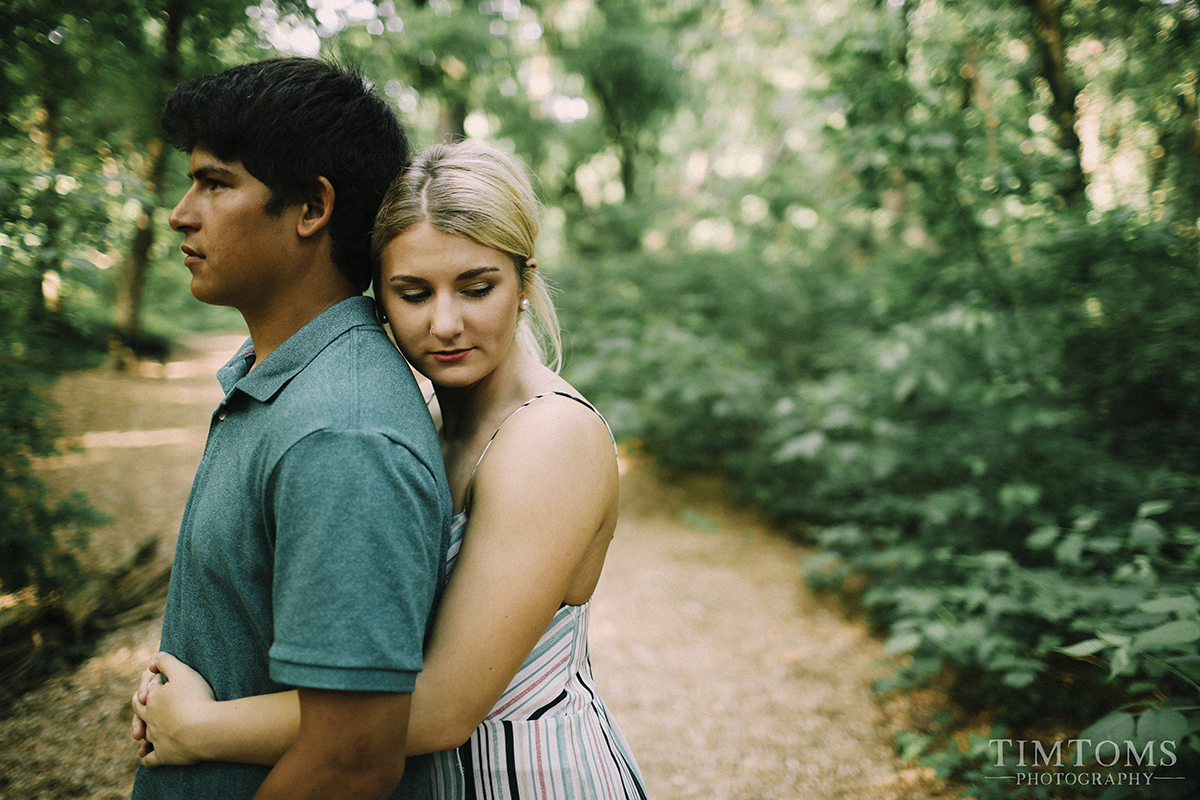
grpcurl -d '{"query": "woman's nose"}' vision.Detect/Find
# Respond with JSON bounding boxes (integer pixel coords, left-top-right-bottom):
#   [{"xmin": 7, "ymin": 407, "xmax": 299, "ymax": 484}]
[{"xmin": 429, "ymin": 297, "xmax": 463, "ymax": 340}]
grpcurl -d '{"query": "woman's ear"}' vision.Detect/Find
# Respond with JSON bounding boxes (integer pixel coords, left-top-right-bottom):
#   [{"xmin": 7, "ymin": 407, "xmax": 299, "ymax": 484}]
[{"xmin": 297, "ymin": 176, "xmax": 335, "ymax": 238}]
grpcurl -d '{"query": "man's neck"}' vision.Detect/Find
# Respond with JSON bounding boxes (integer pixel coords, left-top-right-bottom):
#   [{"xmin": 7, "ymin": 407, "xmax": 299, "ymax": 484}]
[{"xmin": 241, "ymin": 280, "xmax": 359, "ymax": 369}]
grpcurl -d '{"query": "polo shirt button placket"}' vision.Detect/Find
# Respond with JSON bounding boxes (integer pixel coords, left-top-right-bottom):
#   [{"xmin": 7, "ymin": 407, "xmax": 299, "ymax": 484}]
[{"xmin": 217, "ymin": 406, "xmax": 228, "ymax": 422}]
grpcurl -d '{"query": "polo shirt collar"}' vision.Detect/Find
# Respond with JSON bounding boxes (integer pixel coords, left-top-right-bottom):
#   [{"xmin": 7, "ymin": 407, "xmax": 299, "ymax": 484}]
[{"xmin": 216, "ymin": 296, "xmax": 379, "ymax": 402}]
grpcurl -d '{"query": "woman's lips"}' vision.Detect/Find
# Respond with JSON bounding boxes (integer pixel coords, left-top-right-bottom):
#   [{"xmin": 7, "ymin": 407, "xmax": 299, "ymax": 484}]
[{"xmin": 431, "ymin": 349, "xmax": 472, "ymax": 363}]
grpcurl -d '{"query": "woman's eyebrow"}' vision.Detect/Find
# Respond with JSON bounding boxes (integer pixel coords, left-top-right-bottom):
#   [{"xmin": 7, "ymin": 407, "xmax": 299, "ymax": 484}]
[
  {"xmin": 389, "ymin": 266, "xmax": 501, "ymax": 283},
  {"xmin": 456, "ymin": 266, "xmax": 501, "ymax": 280}
]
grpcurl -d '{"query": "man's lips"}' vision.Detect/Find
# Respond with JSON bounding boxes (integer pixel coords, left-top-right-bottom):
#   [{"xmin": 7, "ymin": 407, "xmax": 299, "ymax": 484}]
[
  {"xmin": 431, "ymin": 349, "xmax": 471, "ymax": 363},
  {"xmin": 181, "ymin": 245, "xmax": 203, "ymax": 267}
]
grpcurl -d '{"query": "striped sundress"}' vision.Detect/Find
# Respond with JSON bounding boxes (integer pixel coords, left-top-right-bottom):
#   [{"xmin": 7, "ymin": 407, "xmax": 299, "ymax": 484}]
[{"xmin": 427, "ymin": 393, "xmax": 647, "ymax": 799}]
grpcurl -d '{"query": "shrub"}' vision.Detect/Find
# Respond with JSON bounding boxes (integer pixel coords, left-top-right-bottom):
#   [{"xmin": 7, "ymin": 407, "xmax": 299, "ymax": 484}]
[{"xmin": 558, "ymin": 209, "xmax": 1200, "ymax": 797}]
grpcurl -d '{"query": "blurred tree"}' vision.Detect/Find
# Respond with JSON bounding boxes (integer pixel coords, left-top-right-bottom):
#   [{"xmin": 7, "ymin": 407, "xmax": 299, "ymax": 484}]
[
  {"xmin": 1020, "ymin": 0, "xmax": 1086, "ymax": 206},
  {"xmin": 107, "ymin": 1, "xmax": 187, "ymax": 369},
  {"xmin": 327, "ymin": 2, "xmax": 542, "ymax": 149},
  {"xmin": 361, "ymin": 3, "xmax": 497, "ymax": 140},
  {"xmin": 0, "ymin": 0, "xmax": 251, "ymax": 655},
  {"xmin": 105, "ymin": 0, "xmax": 252, "ymax": 367},
  {"xmin": 559, "ymin": 0, "xmax": 683, "ymax": 198},
  {"xmin": 1072, "ymin": 0, "xmax": 1200, "ymax": 235},
  {"xmin": 1, "ymin": 0, "xmax": 256, "ymax": 367}
]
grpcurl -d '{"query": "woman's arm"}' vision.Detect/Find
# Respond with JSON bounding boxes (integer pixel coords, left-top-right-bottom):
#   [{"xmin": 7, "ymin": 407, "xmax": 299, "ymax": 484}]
[
  {"xmin": 132, "ymin": 395, "xmax": 617, "ymax": 763},
  {"xmin": 132, "ymin": 652, "xmax": 298, "ymax": 767},
  {"xmin": 404, "ymin": 397, "xmax": 618, "ymax": 753}
]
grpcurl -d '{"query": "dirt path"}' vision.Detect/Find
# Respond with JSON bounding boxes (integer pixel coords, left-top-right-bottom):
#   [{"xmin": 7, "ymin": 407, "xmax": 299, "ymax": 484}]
[{"xmin": 1, "ymin": 336, "xmax": 950, "ymax": 799}]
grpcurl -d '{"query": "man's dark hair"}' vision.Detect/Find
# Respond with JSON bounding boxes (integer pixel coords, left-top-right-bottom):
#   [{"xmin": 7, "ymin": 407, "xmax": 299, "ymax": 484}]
[{"xmin": 162, "ymin": 57, "xmax": 407, "ymax": 292}]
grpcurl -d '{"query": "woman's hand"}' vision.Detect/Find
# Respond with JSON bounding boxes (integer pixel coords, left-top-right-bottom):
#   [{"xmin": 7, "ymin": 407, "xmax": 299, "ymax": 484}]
[{"xmin": 130, "ymin": 651, "xmax": 217, "ymax": 768}]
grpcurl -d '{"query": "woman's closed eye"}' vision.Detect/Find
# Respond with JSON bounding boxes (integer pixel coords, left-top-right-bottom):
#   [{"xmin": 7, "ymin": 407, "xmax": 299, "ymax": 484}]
[
  {"xmin": 396, "ymin": 288, "xmax": 431, "ymax": 304},
  {"xmin": 394, "ymin": 283, "xmax": 494, "ymax": 304},
  {"xmin": 463, "ymin": 283, "xmax": 495, "ymax": 299}
]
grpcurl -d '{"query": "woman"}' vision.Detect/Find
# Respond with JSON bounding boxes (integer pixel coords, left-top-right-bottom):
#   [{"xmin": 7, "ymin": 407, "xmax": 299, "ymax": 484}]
[{"xmin": 131, "ymin": 141, "xmax": 647, "ymax": 799}]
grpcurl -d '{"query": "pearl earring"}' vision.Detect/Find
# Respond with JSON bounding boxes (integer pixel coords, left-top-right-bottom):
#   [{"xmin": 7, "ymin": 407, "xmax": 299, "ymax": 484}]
[{"xmin": 519, "ymin": 298, "xmax": 530, "ymax": 312}]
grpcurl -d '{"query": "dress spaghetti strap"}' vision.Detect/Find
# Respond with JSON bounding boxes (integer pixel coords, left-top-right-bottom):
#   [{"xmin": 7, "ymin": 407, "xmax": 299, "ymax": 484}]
[
  {"xmin": 427, "ymin": 390, "xmax": 645, "ymax": 799},
  {"xmin": 468, "ymin": 391, "xmax": 617, "ymax": 482}
]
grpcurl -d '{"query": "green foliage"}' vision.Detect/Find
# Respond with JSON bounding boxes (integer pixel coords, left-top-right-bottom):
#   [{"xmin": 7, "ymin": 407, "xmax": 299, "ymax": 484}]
[
  {"xmin": 1044, "ymin": 211, "xmax": 1200, "ymax": 474},
  {"xmin": 0, "ymin": 1, "xmax": 251, "ymax": 680},
  {"xmin": 0, "ymin": 361, "xmax": 105, "ymax": 598},
  {"xmin": 559, "ymin": 201, "xmax": 1200, "ymax": 796},
  {"xmin": 542, "ymin": 2, "xmax": 1200, "ymax": 795},
  {"xmin": 1, "ymin": 1, "xmax": 1196, "ymax": 789},
  {"xmin": 0, "ymin": 227, "xmax": 109, "ymax": 600},
  {"xmin": 563, "ymin": 26, "xmax": 681, "ymax": 141}
]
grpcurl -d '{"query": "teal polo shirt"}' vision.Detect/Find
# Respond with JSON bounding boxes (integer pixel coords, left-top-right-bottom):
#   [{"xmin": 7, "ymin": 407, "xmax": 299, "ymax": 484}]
[{"xmin": 133, "ymin": 296, "xmax": 452, "ymax": 800}]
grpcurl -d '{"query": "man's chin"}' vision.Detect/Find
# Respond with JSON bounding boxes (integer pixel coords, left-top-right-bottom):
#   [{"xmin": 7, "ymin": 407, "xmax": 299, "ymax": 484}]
[{"xmin": 188, "ymin": 282, "xmax": 235, "ymax": 309}]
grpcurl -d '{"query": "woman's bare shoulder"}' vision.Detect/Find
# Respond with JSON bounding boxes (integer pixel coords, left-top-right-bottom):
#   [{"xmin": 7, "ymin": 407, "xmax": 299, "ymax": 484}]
[{"xmin": 475, "ymin": 384, "xmax": 615, "ymax": 487}]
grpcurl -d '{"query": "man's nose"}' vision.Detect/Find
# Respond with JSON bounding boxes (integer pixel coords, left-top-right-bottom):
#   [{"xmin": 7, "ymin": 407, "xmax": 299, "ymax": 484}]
[{"xmin": 168, "ymin": 188, "xmax": 197, "ymax": 232}]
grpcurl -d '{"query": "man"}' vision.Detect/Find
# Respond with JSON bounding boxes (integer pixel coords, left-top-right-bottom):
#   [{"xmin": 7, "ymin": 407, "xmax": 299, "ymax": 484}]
[{"xmin": 129, "ymin": 58, "xmax": 451, "ymax": 799}]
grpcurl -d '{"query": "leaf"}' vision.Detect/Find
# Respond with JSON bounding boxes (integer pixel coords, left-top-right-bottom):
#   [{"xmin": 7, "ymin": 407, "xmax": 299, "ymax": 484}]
[
  {"xmin": 977, "ymin": 550, "xmax": 1013, "ymax": 571},
  {"xmin": 895, "ymin": 729, "xmax": 930, "ymax": 760},
  {"xmin": 1079, "ymin": 711, "xmax": 1136, "ymax": 745},
  {"xmin": 775, "ymin": 431, "xmax": 824, "ymax": 462},
  {"xmin": 1059, "ymin": 639, "xmax": 1106, "ymax": 657},
  {"xmin": 1095, "ymin": 587, "xmax": 1146, "ymax": 611},
  {"xmin": 1097, "ymin": 631, "xmax": 1133, "ymax": 647},
  {"xmin": 1002, "ymin": 670, "xmax": 1038, "ymax": 688},
  {"xmin": 1085, "ymin": 537, "xmax": 1123, "ymax": 554},
  {"xmin": 1137, "ymin": 500, "xmax": 1172, "ymax": 518},
  {"xmin": 999, "ymin": 482, "xmax": 1041, "ymax": 512},
  {"xmin": 894, "ymin": 372, "xmax": 918, "ymax": 401},
  {"xmin": 1133, "ymin": 619, "xmax": 1200, "ymax": 650},
  {"xmin": 1136, "ymin": 708, "xmax": 1190, "ymax": 744},
  {"xmin": 1110, "ymin": 647, "xmax": 1132, "ymax": 677},
  {"xmin": 1126, "ymin": 681, "xmax": 1161, "ymax": 695},
  {"xmin": 1137, "ymin": 596, "xmax": 1199, "ymax": 616},
  {"xmin": 1072, "ymin": 509, "xmax": 1101, "ymax": 533},
  {"xmin": 1130, "ymin": 519, "xmax": 1166, "ymax": 549},
  {"xmin": 885, "ymin": 631, "xmax": 922, "ymax": 655},
  {"xmin": 1026, "ymin": 525, "xmax": 1060, "ymax": 550},
  {"xmin": 1055, "ymin": 532, "xmax": 1085, "ymax": 565}
]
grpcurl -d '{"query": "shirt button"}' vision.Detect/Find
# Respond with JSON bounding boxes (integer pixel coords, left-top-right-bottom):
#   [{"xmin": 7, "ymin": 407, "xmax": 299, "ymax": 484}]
[{"xmin": 217, "ymin": 409, "xmax": 227, "ymax": 421}]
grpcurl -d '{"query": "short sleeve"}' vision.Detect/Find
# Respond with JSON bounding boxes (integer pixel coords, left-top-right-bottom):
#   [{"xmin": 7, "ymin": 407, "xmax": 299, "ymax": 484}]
[{"xmin": 266, "ymin": 429, "xmax": 444, "ymax": 692}]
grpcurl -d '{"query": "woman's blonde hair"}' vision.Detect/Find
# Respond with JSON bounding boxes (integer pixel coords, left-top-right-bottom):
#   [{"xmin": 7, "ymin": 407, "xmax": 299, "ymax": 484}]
[{"xmin": 372, "ymin": 140, "xmax": 562, "ymax": 371}]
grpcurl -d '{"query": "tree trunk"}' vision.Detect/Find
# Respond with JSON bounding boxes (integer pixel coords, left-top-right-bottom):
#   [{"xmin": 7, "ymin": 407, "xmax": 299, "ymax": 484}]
[
  {"xmin": 962, "ymin": 42, "xmax": 1002, "ymax": 173},
  {"xmin": 30, "ymin": 77, "xmax": 66, "ymax": 329},
  {"xmin": 619, "ymin": 135, "xmax": 636, "ymax": 199},
  {"xmin": 1025, "ymin": 0, "xmax": 1086, "ymax": 205},
  {"xmin": 109, "ymin": 5, "xmax": 185, "ymax": 369},
  {"xmin": 437, "ymin": 95, "xmax": 467, "ymax": 142},
  {"xmin": 109, "ymin": 141, "xmax": 168, "ymax": 368},
  {"xmin": 1168, "ymin": 69, "xmax": 1200, "ymax": 246}
]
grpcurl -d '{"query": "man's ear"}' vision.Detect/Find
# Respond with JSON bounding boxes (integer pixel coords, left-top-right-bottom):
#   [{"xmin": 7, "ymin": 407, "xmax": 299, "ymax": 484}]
[{"xmin": 297, "ymin": 176, "xmax": 335, "ymax": 238}]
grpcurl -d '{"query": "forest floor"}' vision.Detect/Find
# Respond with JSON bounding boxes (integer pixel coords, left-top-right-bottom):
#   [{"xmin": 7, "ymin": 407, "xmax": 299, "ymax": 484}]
[{"xmin": 1, "ymin": 334, "xmax": 957, "ymax": 799}]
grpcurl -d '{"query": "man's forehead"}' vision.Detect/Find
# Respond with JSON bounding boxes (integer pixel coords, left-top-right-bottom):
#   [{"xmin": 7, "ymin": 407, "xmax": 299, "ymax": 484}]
[{"xmin": 187, "ymin": 146, "xmax": 245, "ymax": 176}]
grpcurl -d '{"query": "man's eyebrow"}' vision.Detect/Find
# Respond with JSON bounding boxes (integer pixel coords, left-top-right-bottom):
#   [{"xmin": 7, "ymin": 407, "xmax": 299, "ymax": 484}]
[{"xmin": 188, "ymin": 164, "xmax": 237, "ymax": 181}]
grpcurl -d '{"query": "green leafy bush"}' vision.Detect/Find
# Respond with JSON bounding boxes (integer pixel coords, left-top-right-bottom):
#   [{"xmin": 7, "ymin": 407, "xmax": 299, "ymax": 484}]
[
  {"xmin": 1, "ymin": 163, "xmax": 113, "ymax": 704},
  {"xmin": 559, "ymin": 208, "xmax": 1200, "ymax": 797}
]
